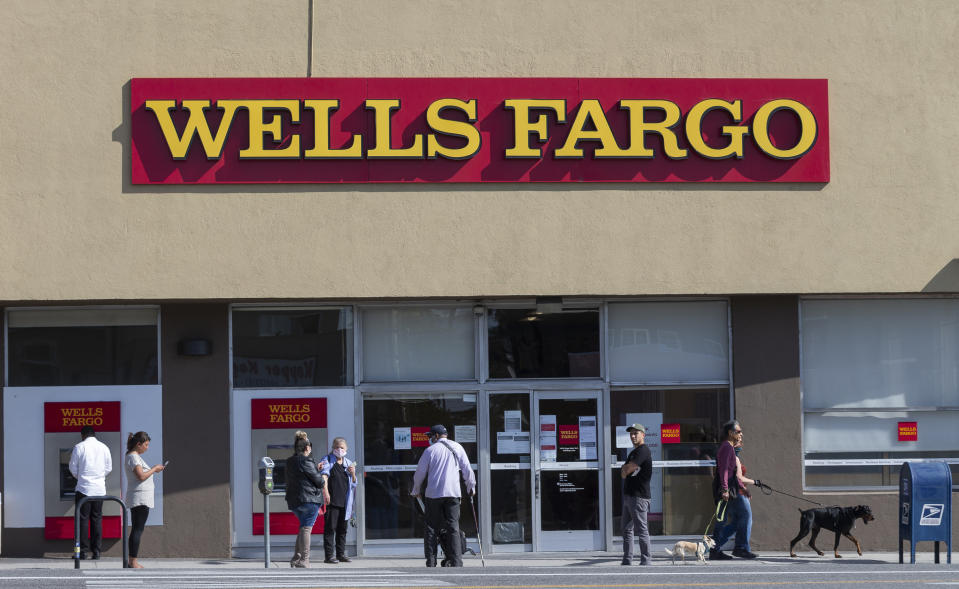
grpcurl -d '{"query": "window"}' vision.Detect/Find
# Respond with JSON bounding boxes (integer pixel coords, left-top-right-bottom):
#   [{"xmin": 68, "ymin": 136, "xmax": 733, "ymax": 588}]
[
  {"xmin": 801, "ymin": 299, "xmax": 959, "ymax": 489},
  {"xmin": 362, "ymin": 395, "xmax": 477, "ymax": 541},
  {"xmin": 232, "ymin": 308, "xmax": 353, "ymax": 387},
  {"xmin": 361, "ymin": 307, "xmax": 474, "ymax": 381},
  {"xmin": 7, "ymin": 308, "xmax": 159, "ymax": 386},
  {"xmin": 609, "ymin": 388, "xmax": 730, "ymax": 536},
  {"xmin": 488, "ymin": 308, "xmax": 599, "ymax": 378},
  {"xmin": 607, "ymin": 301, "xmax": 728, "ymax": 383}
]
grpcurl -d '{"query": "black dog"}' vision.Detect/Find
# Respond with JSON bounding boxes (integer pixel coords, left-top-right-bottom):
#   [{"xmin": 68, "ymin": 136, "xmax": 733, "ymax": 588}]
[{"xmin": 789, "ymin": 505, "xmax": 874, "ymax": 558}]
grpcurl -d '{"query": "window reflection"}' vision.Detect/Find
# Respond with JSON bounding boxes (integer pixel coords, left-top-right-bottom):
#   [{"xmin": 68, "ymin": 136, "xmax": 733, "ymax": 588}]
[{"xmin": 488, "ymin": 309, "xmax": 599, "ymax": 378}]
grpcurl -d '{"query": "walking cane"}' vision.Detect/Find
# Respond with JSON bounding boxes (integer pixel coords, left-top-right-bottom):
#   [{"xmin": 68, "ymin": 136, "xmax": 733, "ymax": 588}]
[{"xmin": 468, "ymin": 493, "xmax": 486, "ymax": 567}]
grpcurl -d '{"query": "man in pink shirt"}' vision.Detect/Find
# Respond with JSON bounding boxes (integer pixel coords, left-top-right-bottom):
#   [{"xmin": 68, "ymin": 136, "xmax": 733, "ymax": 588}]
[{"xmin": 412, "ymin": 425, "xmax": 476, "ymax": 567}]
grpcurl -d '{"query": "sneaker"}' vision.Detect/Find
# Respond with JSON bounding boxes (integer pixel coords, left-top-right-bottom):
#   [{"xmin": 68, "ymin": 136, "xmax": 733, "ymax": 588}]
[
  {"xmin": 732, "ymin": 548, "xmax": 758, "ymax": 559},
  {"xmin": 710, "ymin": 549, "xmax": 733, "ymax": 561},
  {"xmin": 336, "ymin": 555, "xmax": 352, "ymax": 563},
  {"xmin": 323, "ymin": 558, "xmax": 339, "ymax": 564}
]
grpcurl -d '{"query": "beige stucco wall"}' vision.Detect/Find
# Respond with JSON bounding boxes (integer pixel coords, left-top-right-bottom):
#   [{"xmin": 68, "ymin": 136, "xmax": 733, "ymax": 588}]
[{"xmin": 1, "ymin": 0, "xmax": 958, "ymax": 301}]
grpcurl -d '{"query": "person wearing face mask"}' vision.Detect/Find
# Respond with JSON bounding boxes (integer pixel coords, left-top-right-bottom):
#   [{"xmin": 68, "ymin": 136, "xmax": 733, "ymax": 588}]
[
  {"xmin": 411, "ymin": 424, "xmax": 476, "ymax": 567},
  {"xmin": 318, "ymin": 437, "xmax": 357, "ymax": 564}
]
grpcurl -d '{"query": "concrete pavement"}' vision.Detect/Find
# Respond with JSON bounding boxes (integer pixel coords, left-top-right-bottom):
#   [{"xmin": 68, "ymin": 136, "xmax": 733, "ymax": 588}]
[{"xmin": 0, "ymin": 551, "xmax": 952, "ymax": 570}]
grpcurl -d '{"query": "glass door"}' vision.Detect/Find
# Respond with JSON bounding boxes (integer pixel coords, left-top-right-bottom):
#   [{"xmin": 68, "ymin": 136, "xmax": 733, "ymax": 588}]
[
  {"xmin": 488, "ymin": 392, "xmax": 533, "ymax": 550},
  {"xmin": 533, "ymin": 391, "xmax": 603, "ymax": 551}
]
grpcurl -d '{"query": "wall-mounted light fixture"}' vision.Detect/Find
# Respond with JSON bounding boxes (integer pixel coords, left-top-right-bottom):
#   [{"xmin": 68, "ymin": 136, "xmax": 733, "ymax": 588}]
[{"xmin": 177, "ymin": 338, "xmax": 212, "ymax": 357}]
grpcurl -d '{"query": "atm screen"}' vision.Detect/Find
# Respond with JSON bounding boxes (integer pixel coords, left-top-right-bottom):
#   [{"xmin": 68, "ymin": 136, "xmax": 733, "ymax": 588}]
[
  {"xmin": 59, "ymin": 448, "xmax": 78, "ymax": 500},
  {"xmin": 267, "ymin": 444, "xmax": 292, "ymax": 492}
]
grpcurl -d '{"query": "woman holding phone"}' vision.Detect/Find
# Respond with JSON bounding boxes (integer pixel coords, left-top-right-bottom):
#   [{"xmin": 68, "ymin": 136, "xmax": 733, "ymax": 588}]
[{"xmin": 125, "ymin": 431, "xmax": 165, "ymax": 568}]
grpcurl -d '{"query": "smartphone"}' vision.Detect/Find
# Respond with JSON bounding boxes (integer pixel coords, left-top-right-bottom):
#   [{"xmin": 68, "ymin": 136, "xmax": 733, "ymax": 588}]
[{"xmin": 163, "ymin": 460, "xmax": 169, "ymax": 467}]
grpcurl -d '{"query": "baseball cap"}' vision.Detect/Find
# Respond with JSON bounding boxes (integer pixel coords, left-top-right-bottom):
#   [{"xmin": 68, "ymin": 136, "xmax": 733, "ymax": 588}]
[
  {"xmin": 429, "ymin": 424, "xmax": 447, "ymax": 436},
  {"xmin": 625, "ymin": 423, "xmax": 647, "ymax": 433}
]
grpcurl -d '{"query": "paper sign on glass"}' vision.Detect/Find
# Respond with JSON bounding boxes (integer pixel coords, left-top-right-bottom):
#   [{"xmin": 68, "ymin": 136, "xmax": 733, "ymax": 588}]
[
  {"xmin": 394, "ymin": 427, "xmax": 412, "ymax": 450},
  {"xmin": 455, "ymin": 425, "xmax": 476, "ymax": 443}
]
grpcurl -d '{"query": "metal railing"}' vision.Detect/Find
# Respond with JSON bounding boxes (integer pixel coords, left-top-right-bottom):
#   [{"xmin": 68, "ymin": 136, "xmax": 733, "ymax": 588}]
[{"xmin": 74, "ymin": 495, "xmax": 129, "ymax": 569}]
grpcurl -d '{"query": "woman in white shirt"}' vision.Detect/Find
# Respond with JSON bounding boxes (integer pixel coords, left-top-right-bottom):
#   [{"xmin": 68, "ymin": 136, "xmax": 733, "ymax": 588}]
[{"xmin": 125, "ymin": 431, "xmax": 165, "ymax": 569}]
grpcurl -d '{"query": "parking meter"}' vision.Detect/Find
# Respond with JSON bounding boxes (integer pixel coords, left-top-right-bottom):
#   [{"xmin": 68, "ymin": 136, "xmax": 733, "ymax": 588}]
[
  {"xmin": 257, "ymin": 457, "xmax": 275, "ymax": 567},
  {"xmin": 258, "ymin": 457, "xmax": 275, "ymax": 495}
]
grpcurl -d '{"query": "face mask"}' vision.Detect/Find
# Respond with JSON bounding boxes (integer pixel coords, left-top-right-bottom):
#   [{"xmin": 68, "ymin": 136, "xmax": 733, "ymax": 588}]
[
  {"xmin": 333, "ymin": 448, "xmax": 347, "ymax": 459},
  {"xmin": 734, "ymin": 447, "xmax": 742, "ymax": 457}
]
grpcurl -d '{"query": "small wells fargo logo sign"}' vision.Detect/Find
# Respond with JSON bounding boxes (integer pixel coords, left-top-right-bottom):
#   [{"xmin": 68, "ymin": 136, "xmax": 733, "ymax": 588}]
[
  {"xmin": 44, "ymin": 402, "xmax": 121, "ymax": 433},
  {"xmin": 131, "ymin": 78, "xmax": 829, "ymax": 184},
  {"xmin": 898, "ymin": 421, "xmax": 918, "ymax": 442},
  {"xmin": 661, "ymin": 423, "xmax": 681, "ymax": 444},
  {"xmin": 251, "ymin": 397, "xmax": 327, "ymax": 429}
]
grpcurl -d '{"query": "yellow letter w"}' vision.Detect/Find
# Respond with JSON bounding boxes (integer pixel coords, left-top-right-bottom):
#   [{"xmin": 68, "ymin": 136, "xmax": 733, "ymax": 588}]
[{"xmin": 145, "ymin": 100, "xmax": 241, "ymax": 160}]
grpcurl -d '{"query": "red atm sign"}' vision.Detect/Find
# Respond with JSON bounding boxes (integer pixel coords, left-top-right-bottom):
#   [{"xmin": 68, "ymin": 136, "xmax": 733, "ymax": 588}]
[{"xmin": 131, "ymin": 77, "xmax": 829, "ymax": 184}]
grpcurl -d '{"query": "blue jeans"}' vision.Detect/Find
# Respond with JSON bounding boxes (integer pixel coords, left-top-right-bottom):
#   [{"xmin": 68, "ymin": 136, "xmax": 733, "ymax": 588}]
[
  {"xmin": 292, "ymin": 502, "xmax": 320, "ymax": 528},
  {"xmin": 714, "ymin": 494, "xmax": 751, "ymax": 551}
]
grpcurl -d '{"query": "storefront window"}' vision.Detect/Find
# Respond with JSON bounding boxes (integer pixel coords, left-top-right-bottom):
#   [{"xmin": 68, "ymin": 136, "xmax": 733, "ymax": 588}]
[
  {"xmin": 362, "ymin": 395, "xmax": 477, "ymax": 541},
  {"xmin": 488, "ymin": 308, "xmax": 599, "ymax": 378},
  {"xmin": 607, "ymin": 301, "xmax": 728, "ymax": 383},
  {"xmin": 361, "ymin": 307, "xmax": 475, "ymax": 381},
  {"xmin": 7, "ymin": 309, "xmax": 158, "ymax": 386},
  {"xmin": 801, "ymin": 299, "xmax": 959, "ymax": 490},
  {"xmin": 232, "ymin": 308, "xmax": 353, "ymax": 387},
  {"xmin": 609, "ymin": 388, "xmax": 730, "ymax": 536}
]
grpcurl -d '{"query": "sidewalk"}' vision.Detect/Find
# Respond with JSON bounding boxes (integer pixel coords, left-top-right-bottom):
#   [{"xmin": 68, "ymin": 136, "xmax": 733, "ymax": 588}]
[{"xmin": 0, "ymin": 551, "xmax": 951, "ymax": 570}]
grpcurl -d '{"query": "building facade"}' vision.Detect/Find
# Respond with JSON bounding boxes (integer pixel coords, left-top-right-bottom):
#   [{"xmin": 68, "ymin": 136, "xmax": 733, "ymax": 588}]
[{"xmin": 1, "ymin": 0, "xmax": 957, "ymax": 558}]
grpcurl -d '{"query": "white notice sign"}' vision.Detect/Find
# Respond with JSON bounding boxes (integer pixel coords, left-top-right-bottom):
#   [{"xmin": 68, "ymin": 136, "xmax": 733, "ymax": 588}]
[
  {"xmin": 579, "ymin": 416, "xmax": 597, "ymax": 460},
  {"xmin": 504, "ymin": 410, "xmax": 523, "ymax": 432},
  {"xmin": 394, "ymin": 427, "xmax": 412, "ymax": 450},
  {"xmin": 455, "ymin": 425, "xmax": 476, "ymax": 444}
]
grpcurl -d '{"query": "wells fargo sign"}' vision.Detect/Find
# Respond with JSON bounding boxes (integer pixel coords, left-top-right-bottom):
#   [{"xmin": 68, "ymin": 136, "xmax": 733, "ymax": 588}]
[
  {"xmin": 251, "ymin": 397, "xmax": 326, "ymax": 429},
  {"xmin": 44, "ymin": 401, "xmax": 121, "ymax": 432},
  {"xmin": 131, "ymin": 78, "xmax": 828, "ymax": 184}
]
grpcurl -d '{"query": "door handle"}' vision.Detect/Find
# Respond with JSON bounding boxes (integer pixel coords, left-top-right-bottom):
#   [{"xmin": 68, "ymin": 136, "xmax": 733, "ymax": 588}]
[{"xmin": 535, "ymin": 472, "xmax": 540, "ymax": 499}]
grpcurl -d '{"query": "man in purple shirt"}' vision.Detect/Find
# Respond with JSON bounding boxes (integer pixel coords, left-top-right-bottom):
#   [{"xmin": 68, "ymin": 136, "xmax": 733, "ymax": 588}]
[{"xmin": 412, "ymin": 424, "xmax": 476, "ymax": 567}]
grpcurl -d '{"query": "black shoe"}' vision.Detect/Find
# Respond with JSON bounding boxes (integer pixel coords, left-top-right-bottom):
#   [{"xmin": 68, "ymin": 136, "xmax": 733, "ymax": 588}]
[
  {"xmin": 710, "ymin": 549, "xmax": 733, "ymax": 561},
  {"xmin": 426, "ymin": 560, "xmax": 437, "ymax": 568},
  {"xmin": 78, "ymin": 553, "xmax": 87, "ymax": 560},
  {"xmin": 91, "ymin": 554, "xmax": 101, "ymax": 560},
  {"xmin": 323, "ymin": 557, "xmax": 339, "ymax": 564},
  {"xmin": 440, "ymin": 559, "xmax": 452, "ymax": 567},
  {"xmin": 336, "ymin": 555, "xmax": 351, "ymax": 563},
  {"xmin": 732, "ymin": 548, "xmax": 758, "ymax": 559},
  {"xmin": 621, "ymin": 559, "xmax": 632, "ymax": 566}
]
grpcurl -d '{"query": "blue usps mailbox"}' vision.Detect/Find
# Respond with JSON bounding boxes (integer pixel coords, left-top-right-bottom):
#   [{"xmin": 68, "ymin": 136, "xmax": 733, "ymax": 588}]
[{"xmin": 899, "ymin": 461, "xmax": 952, "ymax": 564}]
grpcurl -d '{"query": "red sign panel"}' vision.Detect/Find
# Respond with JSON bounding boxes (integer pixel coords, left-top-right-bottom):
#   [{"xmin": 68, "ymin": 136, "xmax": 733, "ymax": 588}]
[
  {"xmin": 44, "ymin": 402, "xmax": 121, "ymax": 433},
  {"xmin": 898, "ymin": 421, "xmax": 918, "ymax": 442},
  {"xmin": 661, "ymin": 423, "xmax": 681, "ymax": 444},
  {"xmin": 250, "ymin": 398, "xmax": 327, "ymax": 430},
  {"xmin": 411, "ymin": 427, "xmax": 430, "ymax": 448},
  {"xmin": 131, "ymin": 77, "xmax": 829, "ymax": 184}
]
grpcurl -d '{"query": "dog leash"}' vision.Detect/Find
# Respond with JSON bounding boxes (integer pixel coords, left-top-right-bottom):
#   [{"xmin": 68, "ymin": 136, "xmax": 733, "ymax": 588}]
[
  {"xmin": 755, "ymin": 481, "xmax": 822, "ymax": 506},
  {"xmin": 701, "ymin": 499, "xmax": 728, "ymax": 537}
]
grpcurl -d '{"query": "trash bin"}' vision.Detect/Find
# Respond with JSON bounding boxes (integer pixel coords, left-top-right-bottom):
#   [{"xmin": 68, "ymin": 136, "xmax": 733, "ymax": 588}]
[{"xmin": 899, "ymin": 461, "xmax": 952, "ymax": 564}]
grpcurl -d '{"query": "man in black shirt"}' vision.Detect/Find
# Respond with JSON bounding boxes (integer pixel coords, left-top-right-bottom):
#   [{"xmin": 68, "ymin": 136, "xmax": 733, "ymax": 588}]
[{"xmin": 621, "ymin": 423, "xmax": 653, "ymax": 566}]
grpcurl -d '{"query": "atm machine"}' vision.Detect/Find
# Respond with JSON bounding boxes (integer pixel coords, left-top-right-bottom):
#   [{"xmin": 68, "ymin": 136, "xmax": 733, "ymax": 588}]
[
  {"xmin": 250, "ymin": 398, "xmax": 327, "ymax": 535},
  {"xmin": 43, "ymin": 402, "xmax": 123, "ymax": 539}
]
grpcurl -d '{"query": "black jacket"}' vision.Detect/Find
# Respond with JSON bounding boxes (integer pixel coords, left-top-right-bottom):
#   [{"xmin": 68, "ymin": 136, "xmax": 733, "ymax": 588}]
[{"xmin": 284, "ymin": 454, "xmax": 325, "ymax": 509}]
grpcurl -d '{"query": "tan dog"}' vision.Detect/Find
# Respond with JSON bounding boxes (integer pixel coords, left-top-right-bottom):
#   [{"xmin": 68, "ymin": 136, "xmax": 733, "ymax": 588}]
[{"xmin": 664, "ymin": 535, "xmax": 716, "ymax": 565}]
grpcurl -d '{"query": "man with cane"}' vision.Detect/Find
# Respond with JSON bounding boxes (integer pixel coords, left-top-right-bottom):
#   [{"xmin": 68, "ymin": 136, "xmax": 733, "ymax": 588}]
[{"xmin": 412, "ymin": 424, "xmax": 476, "ymax": 567}]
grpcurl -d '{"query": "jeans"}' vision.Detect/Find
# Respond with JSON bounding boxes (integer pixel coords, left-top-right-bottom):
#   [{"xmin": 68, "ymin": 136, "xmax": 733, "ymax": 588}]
[
  {"xmin": 714, "ymin": 494, "xmax": 750, "ymax": 551},
  {"xmin": 75, "ymin": 492, "xmax": 103, "ymax": 556},
  {"xmin": 128, "ymin": 505, "xmax": 150, "ymax": 558},
  {"xmin": 425, "ymin": 497, "xmax": 462, "ymax": 567},
  {"xmin": 292, "ymin": 502, "xmax": 321, "ymax": 528},
  {"xmin": 622, "ymin": 495, "xmax": 651, "ymax": 564}
]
